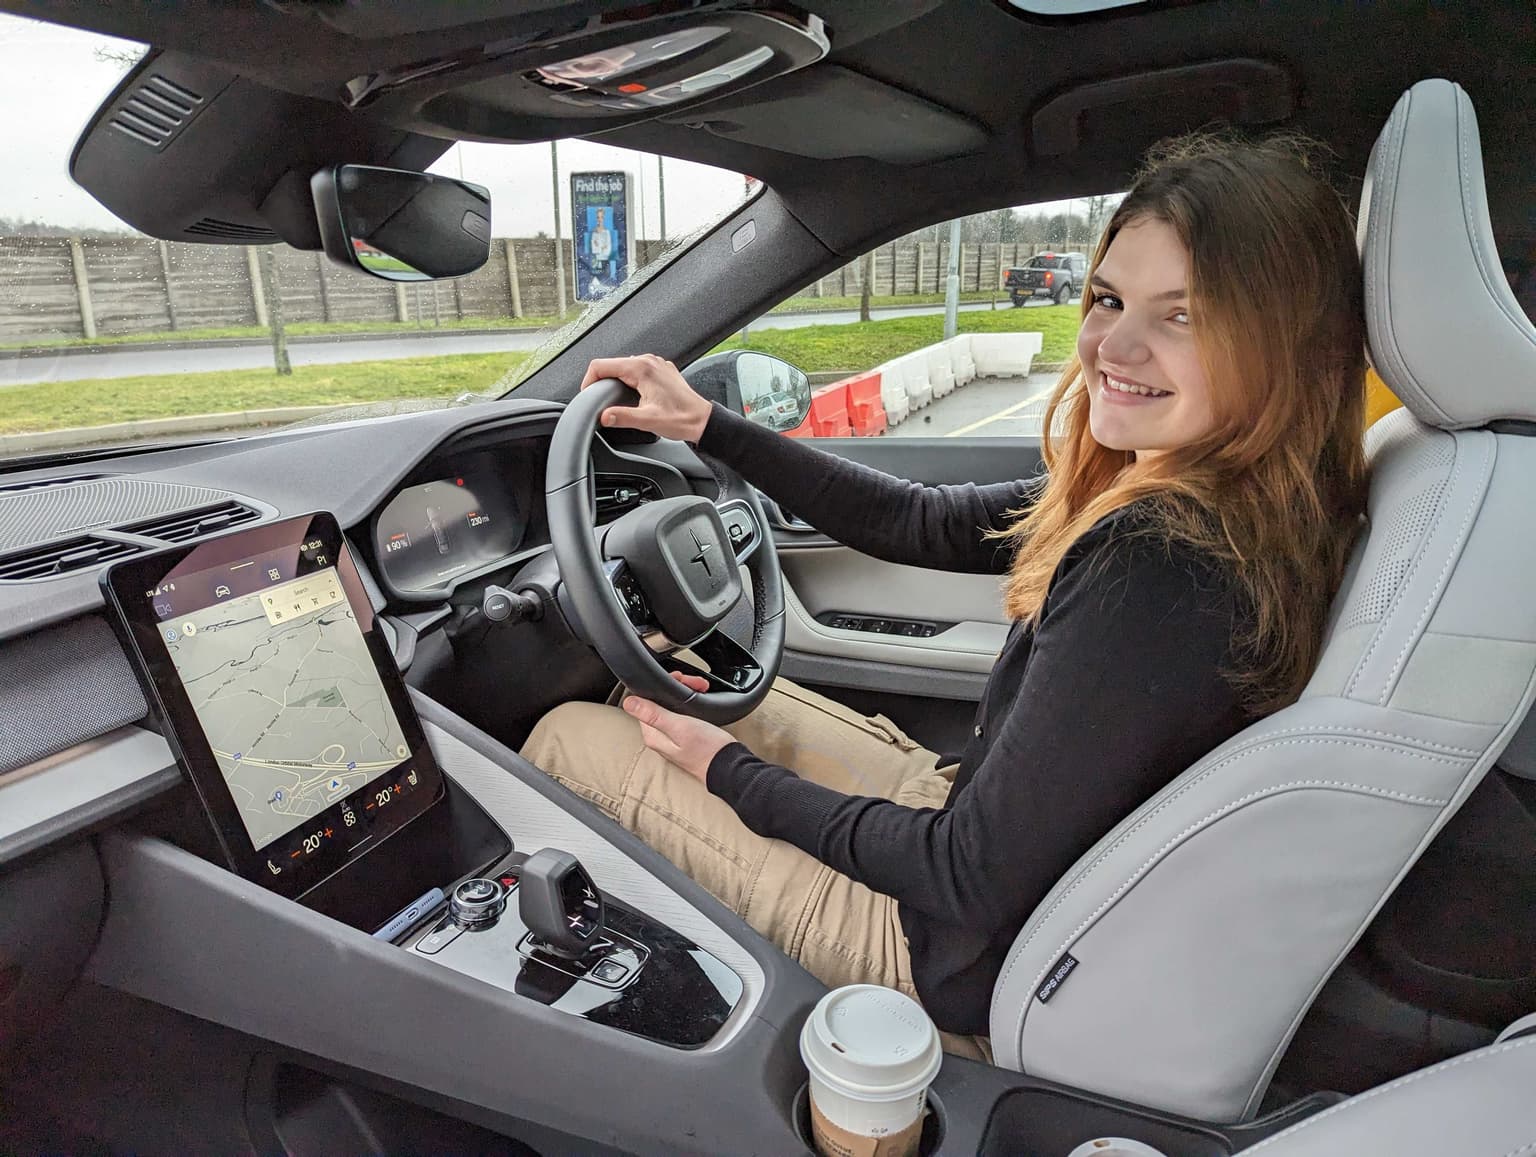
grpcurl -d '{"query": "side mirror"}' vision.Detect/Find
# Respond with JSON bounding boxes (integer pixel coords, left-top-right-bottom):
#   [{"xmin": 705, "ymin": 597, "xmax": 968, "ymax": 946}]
[
  {"xmin": 682, "ymin": 351, "xmax": 812, "ymax": 434},
  {"xmin": 311, "ymin": 164, "xmax": 492, "ymax": 282}
]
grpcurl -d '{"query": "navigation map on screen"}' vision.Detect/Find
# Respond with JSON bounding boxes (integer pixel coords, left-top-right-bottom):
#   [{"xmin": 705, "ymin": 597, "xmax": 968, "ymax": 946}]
[{"xmin": 161, "ymin": 567, "xmax": 410, "ymax": 850}]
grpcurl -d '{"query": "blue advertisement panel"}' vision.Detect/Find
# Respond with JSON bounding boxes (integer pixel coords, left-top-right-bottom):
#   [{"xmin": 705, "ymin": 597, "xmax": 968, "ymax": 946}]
[{"xmin": 571, "ymin": 170, "xmax": 633, "ymax": 301}]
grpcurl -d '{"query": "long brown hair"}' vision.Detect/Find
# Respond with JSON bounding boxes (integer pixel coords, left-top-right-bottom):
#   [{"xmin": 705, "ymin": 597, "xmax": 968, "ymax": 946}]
[{"xmin": 1000, "ymin": 134, "xmax": 1369, "ymax": 713}]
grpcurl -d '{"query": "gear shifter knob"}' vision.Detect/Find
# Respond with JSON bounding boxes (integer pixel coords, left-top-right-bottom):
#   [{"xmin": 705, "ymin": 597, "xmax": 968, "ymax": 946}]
[{"xmin": 518, "ymin": 848, "xmax": 606, "ymax": 958}]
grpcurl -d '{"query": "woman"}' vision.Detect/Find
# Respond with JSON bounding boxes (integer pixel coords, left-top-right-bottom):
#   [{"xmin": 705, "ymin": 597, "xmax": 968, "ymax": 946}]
[{"xmin": 522, "ymin": 134, "xmax": 1369, "ymax": 1058}]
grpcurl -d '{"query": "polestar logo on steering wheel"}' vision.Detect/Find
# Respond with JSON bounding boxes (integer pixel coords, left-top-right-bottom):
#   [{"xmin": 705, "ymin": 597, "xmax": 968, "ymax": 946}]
[{"xmin": 689, "ymin": 528, "xmax": 714, "ymax": 577}]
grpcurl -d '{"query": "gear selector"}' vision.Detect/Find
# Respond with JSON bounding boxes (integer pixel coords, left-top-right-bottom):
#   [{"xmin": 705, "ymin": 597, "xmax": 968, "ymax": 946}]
[{"xmin": 518, "ymin": 848, "xmax": 606, "ymax": 958}]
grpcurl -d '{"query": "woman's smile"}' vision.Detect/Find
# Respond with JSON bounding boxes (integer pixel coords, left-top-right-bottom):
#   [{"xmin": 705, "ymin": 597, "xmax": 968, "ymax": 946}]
[{"xmin": 1097, "ymin": 371, "xmax": 1174, "ymax": 403}]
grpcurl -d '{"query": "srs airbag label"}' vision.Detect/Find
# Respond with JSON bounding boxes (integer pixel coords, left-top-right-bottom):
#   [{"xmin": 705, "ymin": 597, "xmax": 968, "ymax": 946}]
[{"xmin": 1036, "ymin": 953, "xmax": 1079, "ymax": 1003}]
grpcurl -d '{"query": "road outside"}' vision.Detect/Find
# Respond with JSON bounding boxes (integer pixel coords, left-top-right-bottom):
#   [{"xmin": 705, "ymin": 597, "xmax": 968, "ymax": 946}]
[{"xmin": 887, "ymin": 371, "xmax": 1058, "ymax": 439}]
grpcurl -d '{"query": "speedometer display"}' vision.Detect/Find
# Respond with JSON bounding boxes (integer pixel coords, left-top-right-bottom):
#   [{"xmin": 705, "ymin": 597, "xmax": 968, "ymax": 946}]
[{"xmin": 373, "ymin": 473, "xmax": 522, "ymax": 593}]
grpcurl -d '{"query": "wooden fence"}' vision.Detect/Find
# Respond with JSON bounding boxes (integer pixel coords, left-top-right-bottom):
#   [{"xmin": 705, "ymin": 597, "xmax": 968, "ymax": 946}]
[{"xmin": 0, "ymin": 236, "xmax": 1074, "ymax": 343}]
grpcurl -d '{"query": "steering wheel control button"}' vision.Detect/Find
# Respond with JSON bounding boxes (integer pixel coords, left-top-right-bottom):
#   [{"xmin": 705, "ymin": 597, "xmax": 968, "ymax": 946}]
[
  {"xmin": 449, "ymin": 877, "xmax": 507, "ymax": 930},
  {"xmin": 716, "ymin": 502, "xmax": 759, "ymax": 558},
  {"xmin": 518, "ymin": 848, "xmax": 607, "ymax": 958},
  {"xmin": 482, "ymin": 590, "xmax": 513, "ymax": 621}
]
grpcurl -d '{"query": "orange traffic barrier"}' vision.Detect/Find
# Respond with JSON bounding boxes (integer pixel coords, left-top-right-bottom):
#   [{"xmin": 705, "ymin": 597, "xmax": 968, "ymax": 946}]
[
  {"xmin": 841, "ymin": 370, "xmax": 888, "ymax": 437},
  {"xmin": 806, "ymin": 382, "xmax": 854, "ymax": 438}
]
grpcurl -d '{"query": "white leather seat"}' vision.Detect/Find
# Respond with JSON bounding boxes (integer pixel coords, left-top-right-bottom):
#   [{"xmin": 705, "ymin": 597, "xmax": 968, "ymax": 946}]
[
  {"xmin": 1237, "ymin": 1036, "xmax": 1536, "ymax": 1156},
  {"xmin": 987, "ymin": 78, "xmax": 1536, "ymax": 1123}
]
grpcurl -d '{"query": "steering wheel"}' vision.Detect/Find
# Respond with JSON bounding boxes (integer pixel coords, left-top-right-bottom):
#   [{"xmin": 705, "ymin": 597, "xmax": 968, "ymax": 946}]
[{"xmin": 545, "ymin": 378, "xmax": 785, "ymax": 725}]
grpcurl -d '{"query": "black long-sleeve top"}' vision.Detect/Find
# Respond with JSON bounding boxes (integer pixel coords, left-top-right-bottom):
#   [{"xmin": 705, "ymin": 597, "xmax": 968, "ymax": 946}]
[{"xmin": 697, "ymin": 405, "xmax": 1255, "ymax": 1036}]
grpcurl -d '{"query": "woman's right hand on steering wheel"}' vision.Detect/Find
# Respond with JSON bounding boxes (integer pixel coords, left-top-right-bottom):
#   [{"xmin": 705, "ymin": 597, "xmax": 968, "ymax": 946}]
[{"xmin": 581, "ymin": 354, "xmax": 713, "ymax": 444}]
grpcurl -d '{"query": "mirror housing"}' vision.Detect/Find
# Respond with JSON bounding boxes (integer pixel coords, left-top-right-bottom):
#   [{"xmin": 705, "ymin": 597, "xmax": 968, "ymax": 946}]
[
  {"xmin": 682, "ymin": 351, "xmax": 812, "ymax": 434},
  {"xmin": 311, "ymin": 164, "xmax": 492, "ymax": 282}
]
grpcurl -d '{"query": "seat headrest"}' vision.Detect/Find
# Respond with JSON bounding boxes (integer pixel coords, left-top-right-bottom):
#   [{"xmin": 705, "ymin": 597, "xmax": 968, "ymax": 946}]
[{"xmin": 1358, "ymin": 79, "xmax": 1536, "ymax": 430}]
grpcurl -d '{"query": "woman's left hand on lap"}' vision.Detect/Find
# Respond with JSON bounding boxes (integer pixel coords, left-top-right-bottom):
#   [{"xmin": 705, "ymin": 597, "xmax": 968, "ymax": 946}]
[{"xmin": 622, "ymin": 672, "xmax": 736, "ymax": 783}]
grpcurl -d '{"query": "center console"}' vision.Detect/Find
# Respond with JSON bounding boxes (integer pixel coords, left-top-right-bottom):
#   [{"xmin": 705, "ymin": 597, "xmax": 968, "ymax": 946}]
[{"xmin": 403, "ymin": 857, "xmax": 741, "ymax": 1049}]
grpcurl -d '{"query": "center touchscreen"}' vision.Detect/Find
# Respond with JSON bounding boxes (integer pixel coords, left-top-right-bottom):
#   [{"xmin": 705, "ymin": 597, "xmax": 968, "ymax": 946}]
[
  {"xmin": 161, "ymin": 561, "xmax": 410, "ymax": 850},
  {"xmin": 103, "ymin": 511, "xmax": 444, "ymax": 899}
]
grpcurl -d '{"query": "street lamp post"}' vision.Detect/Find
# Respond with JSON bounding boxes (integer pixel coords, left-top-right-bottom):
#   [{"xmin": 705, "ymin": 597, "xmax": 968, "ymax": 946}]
[
  {"xmin": 943, "ymin": 216, "xmax": 962, "ymax": 340},
  {"xmin": 551, "ymin": 140, "xmax": 566, "ymax": 317}
]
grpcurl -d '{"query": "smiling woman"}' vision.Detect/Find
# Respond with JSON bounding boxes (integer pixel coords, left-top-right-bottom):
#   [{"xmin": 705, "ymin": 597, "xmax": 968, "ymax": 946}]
[
  {"xmin": 523, "ymin": 131, "xmax": 1371, "ymax": 1049},
  {"xmin": 1004, "ymin": 133, "xmax": 1369, "ymax": 711}
]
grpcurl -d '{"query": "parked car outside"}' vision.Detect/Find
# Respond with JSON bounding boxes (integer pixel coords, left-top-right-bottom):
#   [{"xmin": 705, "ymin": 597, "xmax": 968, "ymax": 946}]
[{"xmin": 1004, "ymin": 251, "xmax": 1086, "ymax": 306}]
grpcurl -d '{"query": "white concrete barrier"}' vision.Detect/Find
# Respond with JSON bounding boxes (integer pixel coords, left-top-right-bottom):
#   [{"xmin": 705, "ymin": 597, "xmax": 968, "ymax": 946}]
[
  {"xmin": 969, "ymin": 332, "xmax": 1043, "ymax": 377},
  {"xmin": 893, "ymin": 351, "xmax": 933, "ymax": 410},
  {"xmin": 925, "ymin": 344, "xmax": 956, "ymax": 399},
  {"xmin": 945, "ymin": 334, "xmax": 977, "ymax": 387},
  {"xmin": 879, "ymin": 365, "xmax": 910, "ymax": 426}
]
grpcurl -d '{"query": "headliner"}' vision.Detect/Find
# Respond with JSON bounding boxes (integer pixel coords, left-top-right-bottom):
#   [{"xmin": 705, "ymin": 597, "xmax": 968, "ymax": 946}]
[{"xmin": 6, "ymin": 0, "xmax": 1533, "ymax": 255}]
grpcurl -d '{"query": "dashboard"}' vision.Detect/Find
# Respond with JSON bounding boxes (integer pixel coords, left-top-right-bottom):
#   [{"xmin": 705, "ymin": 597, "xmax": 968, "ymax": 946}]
[{"xmin": 0, "ymin": 398, "xmax": 708, "ymax": 827}]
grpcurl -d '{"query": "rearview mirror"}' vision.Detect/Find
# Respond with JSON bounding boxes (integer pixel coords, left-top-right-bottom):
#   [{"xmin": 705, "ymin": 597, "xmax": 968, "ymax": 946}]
[
  {"xmin": 682, "ymin": 351, "xmax": 812, "ymax": 434},
  {"xmin": 311, "ymin": 164, "xmax": 492, "ymax": 282}
]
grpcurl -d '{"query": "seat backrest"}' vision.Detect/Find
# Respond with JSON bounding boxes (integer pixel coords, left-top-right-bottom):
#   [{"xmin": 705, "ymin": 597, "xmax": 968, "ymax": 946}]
[{"xmin": 988, "ymin": 79, "xmax": 1536, "ymax": 1123}]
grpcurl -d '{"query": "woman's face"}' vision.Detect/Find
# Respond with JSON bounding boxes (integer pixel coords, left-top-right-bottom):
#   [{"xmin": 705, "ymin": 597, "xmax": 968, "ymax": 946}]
[{"xmin": 1077, "ymin": 218, "xmax": 1218, "ymax": 460}]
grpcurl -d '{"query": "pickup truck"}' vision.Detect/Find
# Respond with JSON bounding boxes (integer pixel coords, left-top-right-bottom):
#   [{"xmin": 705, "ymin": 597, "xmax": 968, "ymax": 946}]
[{"xmin": 1004, "ymin": 251, "xmax": 1086, "ymax": 306}]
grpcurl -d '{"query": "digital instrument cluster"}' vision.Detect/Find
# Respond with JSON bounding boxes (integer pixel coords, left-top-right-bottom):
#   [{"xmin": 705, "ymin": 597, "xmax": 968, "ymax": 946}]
[{"xmin": 372, "ymin": 469, "xmax": 527, "ymax": 595}]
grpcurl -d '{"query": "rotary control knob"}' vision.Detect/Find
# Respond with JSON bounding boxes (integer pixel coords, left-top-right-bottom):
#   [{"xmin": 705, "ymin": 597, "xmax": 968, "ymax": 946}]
[{"xmin": 449, "ymin": 877, "xmax": 506, "ymax": 930}]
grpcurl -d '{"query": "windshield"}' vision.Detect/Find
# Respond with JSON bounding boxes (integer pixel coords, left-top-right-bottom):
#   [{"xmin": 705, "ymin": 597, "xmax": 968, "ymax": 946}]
[
  {"xmin": 1025, "ymin": 255, "xmax": 1067, "ymax": 269},
  {"xmin": 0, "ymin": 14, "xmax": 755, "ymax": 462}
]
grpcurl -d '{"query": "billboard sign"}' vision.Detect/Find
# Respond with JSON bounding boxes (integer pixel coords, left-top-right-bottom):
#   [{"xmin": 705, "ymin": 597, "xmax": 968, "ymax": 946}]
[{"xmin": 571, "ymin": 170, "xmax": 634, "ymax": 301}]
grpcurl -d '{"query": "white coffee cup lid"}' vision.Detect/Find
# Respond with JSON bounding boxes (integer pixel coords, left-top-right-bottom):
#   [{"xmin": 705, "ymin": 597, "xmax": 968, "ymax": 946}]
[
  {"xmin": 1065, "ymin": 1140, "xmax": 1169, "ymax": 1157},
  {"xmin": 799, "ymin": 984, "xmax": 942, "ymax": 1097}
]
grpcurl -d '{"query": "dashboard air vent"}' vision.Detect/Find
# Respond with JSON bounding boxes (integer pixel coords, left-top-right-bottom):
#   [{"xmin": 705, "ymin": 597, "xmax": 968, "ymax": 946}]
[
  {"xmin": 0, "ymin": 473, "xmax": 109, "ymax": 495},
  {"xmin": 122, "ymin": 499, "xmax": 260, "ymax": 543},
  {"xmin": 108, "ymin": 73, "xmax": 203, "ymax": 149},
  {"xmin": 0, "ymin": 536, "xmax": 140, "ymax": 581},
  {"xmin": 185, "ymin": 217, "xmax": 279, "ymax": 242}
]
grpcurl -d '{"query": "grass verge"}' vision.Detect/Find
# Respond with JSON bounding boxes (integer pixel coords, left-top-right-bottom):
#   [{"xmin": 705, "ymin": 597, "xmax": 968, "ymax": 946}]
[
  {"xmin": 0, "ymin": 353, "xmax": 526, "ymax": 436},
  {"xmin": 716, "ymin": 303, "xmax": 1080, "ymax": 372},
  {"xmin": 767, "ymin": 290, "xmax": 1003, "ymax": 314}
]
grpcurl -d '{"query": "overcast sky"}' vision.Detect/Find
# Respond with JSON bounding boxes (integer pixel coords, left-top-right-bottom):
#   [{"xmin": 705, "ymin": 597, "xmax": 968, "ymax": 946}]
[{"xmin": 0, "ymin": 11, "xmax": 1079, "ymax": 240}]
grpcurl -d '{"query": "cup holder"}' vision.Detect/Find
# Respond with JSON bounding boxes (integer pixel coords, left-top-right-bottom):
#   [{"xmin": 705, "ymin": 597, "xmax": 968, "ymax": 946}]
[{"xmin": 791, "ymin": 1083, "xmax": 946, "ymax": 1156}]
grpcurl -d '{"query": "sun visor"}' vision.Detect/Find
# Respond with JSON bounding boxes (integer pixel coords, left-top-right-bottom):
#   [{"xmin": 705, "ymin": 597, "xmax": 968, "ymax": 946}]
[
  {"xmin": 1030, "ymin": 59, "xmax": 1293, "ymax": 157},
  {"xmin": 663, "ymin": 66, "xmax": 988, "ymax": 165}
]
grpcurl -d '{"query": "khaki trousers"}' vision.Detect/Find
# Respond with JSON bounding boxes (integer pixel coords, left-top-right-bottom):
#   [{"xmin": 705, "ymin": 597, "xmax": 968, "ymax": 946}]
[{"xmin": 520, "ymin": 677, "xmax": 991, "ymax": 1062}]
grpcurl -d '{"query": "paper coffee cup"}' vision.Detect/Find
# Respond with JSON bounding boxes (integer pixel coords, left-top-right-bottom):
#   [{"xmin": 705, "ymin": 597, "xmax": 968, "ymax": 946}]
[
  {"xmin": 1066, "ymin": 1140, "xmax": 1169, "ymax": 1157},
  {"xmin": 799, "ymin": 984, "xmax": 943, "ymax": 1157}
]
